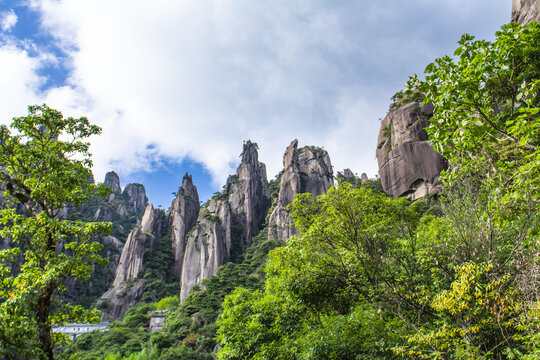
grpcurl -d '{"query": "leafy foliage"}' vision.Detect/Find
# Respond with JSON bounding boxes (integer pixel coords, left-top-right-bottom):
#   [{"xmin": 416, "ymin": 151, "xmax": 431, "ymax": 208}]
[{"xmin": 0, "ymin": 105, "xmax": 111, "ymax": 359}]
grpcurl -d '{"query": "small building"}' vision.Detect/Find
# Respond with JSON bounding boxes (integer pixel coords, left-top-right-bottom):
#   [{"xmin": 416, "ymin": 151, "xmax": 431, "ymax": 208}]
[
  {"xmin": 149, "ymin": 310, "xmax": 169, "ymax": 332},
  {"xmin": 53, "ymin": 322, "xmax": 110, "ymax": 340}
]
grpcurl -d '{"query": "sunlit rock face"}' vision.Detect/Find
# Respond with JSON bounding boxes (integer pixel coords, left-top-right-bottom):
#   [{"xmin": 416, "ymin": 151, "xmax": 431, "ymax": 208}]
[
  {"xmin": 376, "ymin": 101, "xmax": 447, "ymax": 200},
  {"xmin": 100, "ymin": 204, "xmax": 165, "ymax": 320},
  {"xmin": 180, "ymin": 199, "xmax": 232, "ymax": 302},
  {"xmin": 512, "ymin": 0, "xmax": 540, "ymax": 24},
  {"xmin": 226, "ymin": 141, "xmax": 269, "ymax": 248},
  {"xmin": 168, "ymin": 173, "xmax": 200, "ymax": 277},
  {"xmin": 178, "ymin": 142, "xmax": 269, "ymax": 302},
  {"xmin": 268, "ymin": 139, "xmax": 334, "ymax": 240}
]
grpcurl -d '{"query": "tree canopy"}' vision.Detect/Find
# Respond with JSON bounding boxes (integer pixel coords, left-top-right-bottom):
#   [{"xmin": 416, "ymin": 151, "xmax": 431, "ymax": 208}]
[{"xmin": 0, "ymin": 105, "xmax": 111, "ymax": 359}]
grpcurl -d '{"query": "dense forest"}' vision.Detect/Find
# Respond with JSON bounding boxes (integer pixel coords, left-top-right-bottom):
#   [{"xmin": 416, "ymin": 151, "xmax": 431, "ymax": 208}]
[{"xmin": 0, "ymin": 18, "xmax": 539, "ymax": 360}]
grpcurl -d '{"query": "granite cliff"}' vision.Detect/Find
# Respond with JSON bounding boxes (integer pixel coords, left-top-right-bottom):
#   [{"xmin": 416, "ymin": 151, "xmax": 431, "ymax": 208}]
[
  {"xmin": 268, "ymin": 140, "xmax": 333, "ymax": 240},
  {"xmin": 178, "ymin": 141, "xmax": 269, "ymax": 301},
  {"xmin": 100, "ymin": 204, "xmax": 166, "ymax": 320},
  {"xmin": 512, "ymin": 0, "xmax": 539, "ymax": 24},
  {"xmin": 168, "ymin": 174, "xmax": 200, "ymax": 277},
  {"xmin": 376, "ymin": 101, "xmax": 447, "ymax": 200}
]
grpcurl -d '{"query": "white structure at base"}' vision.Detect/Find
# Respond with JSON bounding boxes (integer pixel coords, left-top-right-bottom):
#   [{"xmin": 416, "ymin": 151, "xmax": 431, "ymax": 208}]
[{"xmin": 53, "ymin": 322, "xmax": 110, "ymax": 340}]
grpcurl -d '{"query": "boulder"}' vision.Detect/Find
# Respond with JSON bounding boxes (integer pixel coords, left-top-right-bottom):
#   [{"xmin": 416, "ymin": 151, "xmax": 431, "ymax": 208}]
[
  {"xmin": 376, "ymin": 101, "xmax": 447, "ymax": 200},
  {"xmin": 268, "ymin": 140, "xmax": 333, "ymax": 239}
]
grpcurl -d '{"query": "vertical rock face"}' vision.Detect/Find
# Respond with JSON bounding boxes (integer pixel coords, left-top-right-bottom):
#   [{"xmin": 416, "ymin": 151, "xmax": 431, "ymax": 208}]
[
  {"xmin": 376, "ymin": 101, "xmax": 448, "ymax": 200},
  {"xmin": 512, "ymin": 0, "xmax": 539, "ymax": 24},
  {"xmin": 100, "ymin": 204, "xmax": 165, "ymax": 320},
  {"xmin": 94, "ymin": 173, "xmax": 149, "ymax": 222},
  {"xmin": 178, "ymin": 141, "xmax": 269, "ymax": 302},
  {"xmin": 226, "ymin": 141, "xmax": 269, "ymax": 247},
  {"xmin": 121, "ymin": 184, "xmax": 149, "ymax": 216},
  {"xmin": 268, "ymin": 139, "xmax": 334, "ymax": 240},
  {"xmin": 180, "ymin": 199, "xmax": 232, "ymax": 302},
  {"xmin": 168, "ymin": 174, "xmax": 200, "ymax": 277},
  {"xmin": 104, "ymin": 171, "xmax": 122, "ymax": 200}
]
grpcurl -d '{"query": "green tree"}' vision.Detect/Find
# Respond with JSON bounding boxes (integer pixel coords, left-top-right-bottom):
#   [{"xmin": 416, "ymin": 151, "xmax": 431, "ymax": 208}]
[
  {"xmin": 0, "ymin": 105, "xmax": 111, "ymax": 359},
  {"xmin": 217, "ymin": 184, "xmax": 420, "ymax": 359},
  {"xmin": 409, "ymin": 22, "xmax": 540, "ymax": 203}
]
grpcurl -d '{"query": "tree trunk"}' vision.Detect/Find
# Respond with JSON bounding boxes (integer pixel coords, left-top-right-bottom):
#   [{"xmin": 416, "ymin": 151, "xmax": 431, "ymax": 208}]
[{"xmin": 36, "ymin": 282, "xmax": 55, "ymax": 360}]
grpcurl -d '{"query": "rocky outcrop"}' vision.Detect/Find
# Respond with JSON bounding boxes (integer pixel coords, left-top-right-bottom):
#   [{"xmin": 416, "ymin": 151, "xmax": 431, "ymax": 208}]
[
  {"xmin": 177, "ymin": 142, "xmax": 269, "ymax": 302},
  {"xmin": 226, "ymin": 141, "xmax": 269, "ymax": 248},
  {"xmin": 100, "ymin": 204, "xmax": 165, "ymax": 320},
  {"xmin": 268, "ymin": 140, "xmax": 334, "ymax": 240},
  {"xmin": 104, "ymin": 171, "xmax": 122, "ymax": 201},
  {"xmin": 121, "ymin": 184, "xmax": 148, "ymax": 216},
  {"xmin": 376, "ymin": 101, "xmax": 447, "ymax": 200},
  {"xmin": 94, "ymin": 173, "xmax": 148, "ymax": 222},
  {"xmin": 180, "ymin": 199, "xmax": 232, "ymax": 302},
  {"xmin": 168, "ymin": 174, "xmax": 200, "ymax": 277},
  {"xmin": 512, "ymin": 0, "xmax": 539, "ymax": 24}
]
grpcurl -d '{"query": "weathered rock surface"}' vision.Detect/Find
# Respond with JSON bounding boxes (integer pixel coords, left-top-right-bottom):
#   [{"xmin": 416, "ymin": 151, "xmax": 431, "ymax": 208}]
[
  {"xmin": 376, "ymin": 101, "xmax": 447, "ymax": 200},
  {"xmin": 268, "ymin": 140, "xmax": 333, "ymax": 240},
  {"xmin": 177, "ymin": 142, "xmax": 269, "ymax": 302},
  {"xmin": 226, "ymin": 141, "xmax": 269, "ymax": 248},
  {"xmin": 512, "ymin": 0, "xmax": 539, "ymax": 24},
  {"xmin": 168, "ymin": 174, "xmax": 200, "ymax": 277},
  {"xmin": 121, "ymin": 184, "xmax": 148, "ymax": 216},
  {"xmin": 104, "ymin": 171, "xmax": 122, "ymax": 200},
  {"xmin": 180, "ymin": 199, "xmax": 232, "ymax": 302},
  {"xmin": 100, "ymin": 204, "xmax": 165, "ymax": 320},
  {"xmin": 94, "ymin": 173, "xmax": 148, "ymax": 222}
]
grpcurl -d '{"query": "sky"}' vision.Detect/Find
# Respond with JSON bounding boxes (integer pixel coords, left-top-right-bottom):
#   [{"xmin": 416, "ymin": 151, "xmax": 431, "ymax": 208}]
[{"xmin": 0, "ymin": 0, "xmax": 511, "ymax": 208}]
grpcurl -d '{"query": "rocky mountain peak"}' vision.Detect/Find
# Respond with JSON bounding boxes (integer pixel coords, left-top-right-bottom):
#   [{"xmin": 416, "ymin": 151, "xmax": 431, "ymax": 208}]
[
  {"xmin": 100, "ymin": 204, "xmax": 165, "ymax": 320},
  {"xmin": 227, "ymin": 141, "xmax": 269, "ymax": 246},
  {"xmin": 180, "ymin": 198, "xmax": 232, "ymax": 302},
  {"xmin": 104, "ymin": 171, "xmax": 121, "ymax": 194},
  {"xmin": 122, "ymin": 183, "xmax": 148, "ymax": 215},
  {"xmin": 168, "ymin": 173, "xmax": 200, "ymax": 277},
  {"xmin": 268, "ymin": 139, "xmax": 334, "ymax": 240}
]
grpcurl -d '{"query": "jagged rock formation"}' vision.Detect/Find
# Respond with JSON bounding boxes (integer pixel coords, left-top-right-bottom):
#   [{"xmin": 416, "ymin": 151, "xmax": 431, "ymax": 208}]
[
  {"xmin": 178, "ymin": 142, "xmax": 269, "ymax": 302},
  {"xmin": 180, "ymin": 199, "xmax": 232, "ymax": 302},
  {"xmin": 168, "ymin": 174, "xmax": 200, "ymax": 276},
  {"xmin": 104, "ymin": 171, "xmax": 121, "ymax": 200},
  {"xmin": 337, "ymin": 168, "xmax": 356, "ymax": 184},
  {"xmin": 120, "ymin": 184, "xmax": 148, "ymax": 215},
  {"xmin": 376, "ymin": 101, "xmax": 447, "ymax": 200},
  {"xmin": 226, "ymin": 141, "xmax": 269, "ymax": 248},
  {"xmin": 100, "ymin": 204, "xmax": 165, "ymax": 320},
  {"xmin": 93, "ymin": 172, "xmax": 149, "ymax": 222},
  {"xmin": 268, "ymin": 140, "xmax": 334, "ymax": 240},
  {"xmin": 512, "ymin": 0, "xmax": 539, "ymax": 24}
]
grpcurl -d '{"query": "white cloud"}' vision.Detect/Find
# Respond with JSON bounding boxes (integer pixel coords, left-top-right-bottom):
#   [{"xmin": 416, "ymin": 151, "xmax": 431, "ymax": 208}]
[
  {"xmin": 2, "ymin": 0, "xmax": 511, "ymax": 186},
  {"xmin": 0, "ymin": 9, "xmax": 17, "ymax": 31}
]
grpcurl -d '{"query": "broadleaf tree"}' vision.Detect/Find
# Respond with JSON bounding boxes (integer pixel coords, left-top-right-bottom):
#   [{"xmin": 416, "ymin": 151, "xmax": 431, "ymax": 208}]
[{"xmin": 0, "ymin": 105, "xmax": 111, "ymax": 359}]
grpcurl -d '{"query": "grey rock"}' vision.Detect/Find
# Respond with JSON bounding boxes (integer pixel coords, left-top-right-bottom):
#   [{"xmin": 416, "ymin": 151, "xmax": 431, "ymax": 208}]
[
  {"xmin": 104, "ymin": 171, "xmax": 121, "ymax": 201},
  {"xmin": 268, "ymin": 140, "xmax": 333, "ymax": 240},
  {"xmin": 360, "ymin": 173, "xmax": 368, "ymax": 181},
  {"xmin": 168, "ymin": 173, "xmax": 200, "ymax": 277},
  {"xmin": 180, "ymin": 199, "xmax": 232, "ymax": 302},
  {"xmin": 121, "ymin": 184, "xmax": 148, "ymax": 216},
  {"xmin": 226, "ymin": 141, "xmax": 269, "ymax": 247},
  {"xmin": 512, "ymin": 0, "xmax": 539, "ymax": 24},
  {"xmin": 177, "ymin": 141, "xmax": 269, "ymax": 302},
  {"xmin": 100, "ymin": 204, "xmax": 165, "ymax": 320},
  {"xmin": 376, "ymin": 101, "xmax": 447, "ymax": 200}
]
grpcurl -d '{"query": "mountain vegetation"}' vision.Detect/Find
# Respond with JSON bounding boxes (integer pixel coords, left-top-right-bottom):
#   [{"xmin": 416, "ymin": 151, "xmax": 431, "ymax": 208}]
[
  {"xmin": 0, "ymin": 105, "xmax": 111, "ymax": 359},
  {"xmin": 0, "ymin": 17, "xmax": 538, "ymax": 360}
]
